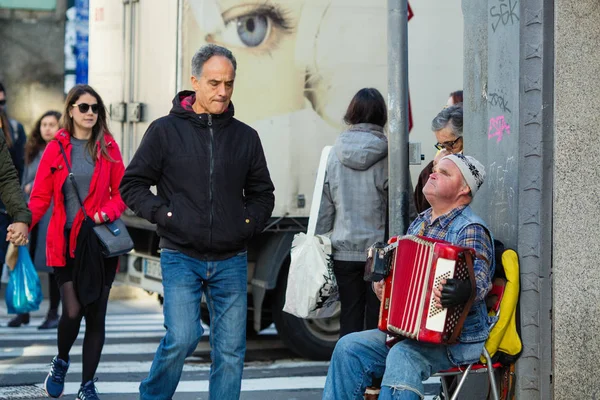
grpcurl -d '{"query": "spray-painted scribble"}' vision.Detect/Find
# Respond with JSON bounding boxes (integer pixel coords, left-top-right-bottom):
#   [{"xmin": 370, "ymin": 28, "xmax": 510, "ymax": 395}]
[
  {"xmin": 488, "ymin": 92, "xmax": 512, "ymax": 113},
  {"xmin": 488, "ymin": 116, "xmax": 511, "ymax": 143},
  {"xmin": 490, "ymin": 0, "xmax": 520, "ymax": 33}
]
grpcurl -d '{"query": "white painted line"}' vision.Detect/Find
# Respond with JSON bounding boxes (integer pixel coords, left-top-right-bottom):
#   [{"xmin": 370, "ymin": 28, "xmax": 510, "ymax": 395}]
[
  {"xmin": 0, "ymin": 319, "xmax": 164, "ymax": 335},
  {"xmin": 0, "ymin": 340, "xmax": 285, "ymax": 358},
  {"xmin": 0, "ymin": 360, "xmax": 330, "ymax": 375},
  {"xmin": 0, "ymin": 330, "xmax": 169, "ymax": 341},
  {"xmin": 28, "ymin": 376, "xmax": 329, "ymax": 395}
]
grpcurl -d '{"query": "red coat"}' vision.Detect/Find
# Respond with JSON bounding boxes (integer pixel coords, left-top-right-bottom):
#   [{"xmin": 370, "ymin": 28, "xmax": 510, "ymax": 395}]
[{"xmin": 28, "ymin": 129, "xmax": 127, "ymax": 267}]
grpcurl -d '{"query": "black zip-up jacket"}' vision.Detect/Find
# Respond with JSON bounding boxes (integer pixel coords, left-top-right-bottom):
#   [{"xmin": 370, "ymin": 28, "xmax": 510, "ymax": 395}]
[{"xmin": 120, "ymin": 91, "xmax": 275, "ymax": 261}]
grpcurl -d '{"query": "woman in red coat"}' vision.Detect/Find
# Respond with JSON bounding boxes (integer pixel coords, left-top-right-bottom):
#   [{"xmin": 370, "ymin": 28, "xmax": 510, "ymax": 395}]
[{"xmin": 28, "ymin": 84, "xmax": 126, "ymax": 400}]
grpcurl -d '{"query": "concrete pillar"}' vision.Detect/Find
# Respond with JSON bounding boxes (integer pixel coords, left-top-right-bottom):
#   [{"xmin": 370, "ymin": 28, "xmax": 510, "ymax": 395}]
[{"xmin": 553, "ymin": 1, "xmax": 600, "ymax": 399}]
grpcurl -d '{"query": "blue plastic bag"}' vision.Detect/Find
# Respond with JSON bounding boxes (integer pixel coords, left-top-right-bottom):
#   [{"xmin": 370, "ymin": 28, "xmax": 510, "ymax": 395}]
[{"xmin": 5, "ymin": 246, "xmax": 42, "ymax": 314}]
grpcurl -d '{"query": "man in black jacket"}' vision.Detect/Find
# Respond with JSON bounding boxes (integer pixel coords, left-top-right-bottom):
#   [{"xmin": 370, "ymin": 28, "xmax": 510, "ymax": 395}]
[{"xmin": 120, "ymin": 44, "xmax": 275, "ymax": 400}]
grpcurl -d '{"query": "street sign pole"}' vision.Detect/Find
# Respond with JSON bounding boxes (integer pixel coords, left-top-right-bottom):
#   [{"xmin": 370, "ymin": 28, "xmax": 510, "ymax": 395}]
[{"xmin": 387, "ymin": 0, "xmax": 410, "ymax": 237}]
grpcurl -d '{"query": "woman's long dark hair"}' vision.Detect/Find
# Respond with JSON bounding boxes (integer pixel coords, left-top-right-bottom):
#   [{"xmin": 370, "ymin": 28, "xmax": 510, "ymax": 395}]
[
  {"xmin": 25, "ymin": 111, "xmax": 62, "ymax": 165},
  {"xmin": 61, "ymin": 84, "xmax": 114, "ymax": 162},
  {"xmin": 343, "ymin": 88, "xmax": 388, "ymax": 127}
]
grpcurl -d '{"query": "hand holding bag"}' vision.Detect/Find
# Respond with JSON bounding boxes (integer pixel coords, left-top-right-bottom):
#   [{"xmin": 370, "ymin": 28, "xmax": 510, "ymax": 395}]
[
  {"xmin": 283, "ymin": 146, "xmax": 339, "ymax": 319},
  {"xmin": 58, "ymin": 141, "xmax": 133, "ymax": 257}
]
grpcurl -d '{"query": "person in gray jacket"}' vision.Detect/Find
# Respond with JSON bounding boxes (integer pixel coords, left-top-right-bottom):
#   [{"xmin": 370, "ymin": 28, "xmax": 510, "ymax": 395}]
[{"xmin": 315, "ymin": 88, "xmax": 388, "ymax": 337}]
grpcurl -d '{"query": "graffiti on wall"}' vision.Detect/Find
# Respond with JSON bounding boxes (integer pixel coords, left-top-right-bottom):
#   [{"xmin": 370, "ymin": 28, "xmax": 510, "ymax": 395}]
[
  {"xmin": 488, "ymin": 115, "xmax": 511, "ymax": 143},
  {"xmin": 489, "ymin": 0, "xmax": 520, "ymax": 33}
]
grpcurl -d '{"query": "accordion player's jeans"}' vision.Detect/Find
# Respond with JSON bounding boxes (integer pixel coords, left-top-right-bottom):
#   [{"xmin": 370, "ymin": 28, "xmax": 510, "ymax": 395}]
[{"xmin": 322, "ymin": 329, "xmax": 453, "ymax": 400}]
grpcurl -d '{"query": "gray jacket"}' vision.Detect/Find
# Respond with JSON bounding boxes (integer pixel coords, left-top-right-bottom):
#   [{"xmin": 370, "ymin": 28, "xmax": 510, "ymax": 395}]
[{"xmin": 315, "ymin": 123, "xmax": 388, "ymax": 261}]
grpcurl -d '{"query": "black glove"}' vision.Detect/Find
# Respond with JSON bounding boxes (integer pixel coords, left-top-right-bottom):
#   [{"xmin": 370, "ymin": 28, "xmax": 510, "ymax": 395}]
[{"xmin": 440, "ymin": 278, "xmax": 473, "ymax": 308}]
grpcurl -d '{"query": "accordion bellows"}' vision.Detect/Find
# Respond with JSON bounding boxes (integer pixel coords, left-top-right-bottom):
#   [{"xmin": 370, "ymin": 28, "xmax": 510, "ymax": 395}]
[{"xmin": 379, "ymin": 235, "xmax": 476, "ymax": 345}]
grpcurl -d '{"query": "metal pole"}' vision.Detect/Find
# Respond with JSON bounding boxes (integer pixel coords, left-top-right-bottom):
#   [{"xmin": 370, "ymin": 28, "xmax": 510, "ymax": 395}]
[{"xmin": 387, "ymin": 0, "xmax": 410, "ymax": 237}]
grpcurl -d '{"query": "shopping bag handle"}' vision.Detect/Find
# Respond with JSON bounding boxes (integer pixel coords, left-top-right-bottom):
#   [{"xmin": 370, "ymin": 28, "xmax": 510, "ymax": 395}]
[{"xmin": 307, "ymin": 146, "xmax": 332, "ymax": 237}]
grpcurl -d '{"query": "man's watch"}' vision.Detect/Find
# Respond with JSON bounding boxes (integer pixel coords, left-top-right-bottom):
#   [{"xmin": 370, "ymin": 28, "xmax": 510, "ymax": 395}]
[{"xmin": 101, "ymin": 212, "xmax": 110, "ymax": 222}]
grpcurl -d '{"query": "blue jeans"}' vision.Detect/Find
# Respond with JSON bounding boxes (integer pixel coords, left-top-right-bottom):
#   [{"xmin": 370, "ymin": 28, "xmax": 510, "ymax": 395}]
[
  {"xmin": 322, "ymin": 329, "xmax": 453, "ymax": 400},
  {"xmin": 139, "ymin": 249, "xmax": 248, "ymax": 400}
]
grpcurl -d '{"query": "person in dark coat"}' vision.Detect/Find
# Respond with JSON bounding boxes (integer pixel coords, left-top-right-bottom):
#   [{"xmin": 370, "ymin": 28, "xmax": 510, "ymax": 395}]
[
  {"xmin": 120, "ymin": 44, "xmax": 275, "ymax": 400},
  {"xmin": 0, "ymin": 128, "xmax": 31, "ymax": 245},
  {"xmin": 7, "ymin": 111, "xmax": 62, "ymax": 329},
  {"xmin": 0, "ymin": 82, "xmax": 28, "ymax": 283}
]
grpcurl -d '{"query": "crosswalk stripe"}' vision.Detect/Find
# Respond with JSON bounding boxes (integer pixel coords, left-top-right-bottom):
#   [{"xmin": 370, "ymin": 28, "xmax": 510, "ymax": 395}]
[
  {"xmin": 0, "ymin": 340, "xmax": 286, "ymax": 358},
  {"xmin": 0, "ymin": 324, "xmax": 166, "ymax": 334},
  {"xmin": 0, "ymin": 331, "xmax": 168, "ymax": 341},
  {"xmin": 0, "ymin": 360, "xmax": 331, "ymax": 375},
  {"xmin": 17, "ymin": 378, "xmax": 438, "ymax": 396},
  {"xmin": 0, "ymin": 384, "xmax": 438, "ymax": 400},
  {"xmin": 33, "ymin": 376, "xmax": 329, "ymax": 395}
]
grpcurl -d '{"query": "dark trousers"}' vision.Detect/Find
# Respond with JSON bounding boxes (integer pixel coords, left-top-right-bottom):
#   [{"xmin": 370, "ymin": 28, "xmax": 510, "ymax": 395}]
[{"xmin": 333, "ymin": 260, "xmax": 380, "ymax": 338}]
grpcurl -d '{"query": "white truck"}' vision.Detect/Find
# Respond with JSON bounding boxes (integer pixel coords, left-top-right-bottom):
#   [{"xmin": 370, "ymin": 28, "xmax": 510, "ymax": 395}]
[{"xmin": 87, "ymin": 0, "xmax": 463, "ymax": 360}]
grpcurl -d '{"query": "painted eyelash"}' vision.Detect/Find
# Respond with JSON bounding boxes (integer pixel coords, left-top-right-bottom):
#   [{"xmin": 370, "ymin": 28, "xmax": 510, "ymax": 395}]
[{"xmin": 225, "ymin": 4, "xmax": 294, "ymax": 33}]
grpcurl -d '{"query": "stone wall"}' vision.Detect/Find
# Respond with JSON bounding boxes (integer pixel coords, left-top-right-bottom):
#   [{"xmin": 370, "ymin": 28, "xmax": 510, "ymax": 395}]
[{"xmin": 553, "ymin": 1, "xmax": 600, "ymax": 398}]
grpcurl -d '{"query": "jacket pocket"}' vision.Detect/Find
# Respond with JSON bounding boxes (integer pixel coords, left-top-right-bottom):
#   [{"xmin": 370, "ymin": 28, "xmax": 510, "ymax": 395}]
[
  {"xmin": 212, "ymin": 207, "xmax": 255, "ymax": 252},
  {"xmin": 161, "ymin": 193, "xmax": 207, "ymax": 246}
]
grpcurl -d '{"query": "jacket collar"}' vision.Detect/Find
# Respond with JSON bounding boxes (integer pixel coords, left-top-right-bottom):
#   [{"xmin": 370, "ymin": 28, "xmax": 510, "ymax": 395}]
[{"xmin": 170, "ymin": 90, "xmax": 235, "ymax": 127}]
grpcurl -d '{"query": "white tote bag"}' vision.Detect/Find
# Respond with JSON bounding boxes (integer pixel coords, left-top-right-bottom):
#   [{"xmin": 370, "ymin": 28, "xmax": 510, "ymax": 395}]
[{"xmin": 283, "ymin": 146, "xmax": 339, "ymax": 319}]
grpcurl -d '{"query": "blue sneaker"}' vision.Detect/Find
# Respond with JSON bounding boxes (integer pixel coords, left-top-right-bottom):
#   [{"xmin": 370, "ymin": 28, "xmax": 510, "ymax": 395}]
[
  {"xmin": 44, "ymin": 356, "xmax": 69, "ymax": 398},
  {"xmin": 77, "ymin": 378, "xmax": 100, "ymax": 400}
]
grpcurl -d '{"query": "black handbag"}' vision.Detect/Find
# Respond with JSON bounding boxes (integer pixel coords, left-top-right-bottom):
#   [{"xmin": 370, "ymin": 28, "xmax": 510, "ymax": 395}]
[{"xmin": 58, "ymin": 142, "xmax": 133, "ymax": 258}]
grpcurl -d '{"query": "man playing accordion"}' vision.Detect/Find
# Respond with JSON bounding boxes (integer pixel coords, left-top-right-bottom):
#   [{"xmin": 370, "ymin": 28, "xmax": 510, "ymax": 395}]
[{"xmin": 322, "ymin": 154, "xmax": 494, "ymax": 400}]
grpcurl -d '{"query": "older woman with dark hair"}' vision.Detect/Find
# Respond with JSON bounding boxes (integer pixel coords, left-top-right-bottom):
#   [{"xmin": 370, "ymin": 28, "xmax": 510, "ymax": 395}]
[
  {"xmin": 315, "ymin": 88, "xmax": 388, "ymax": 337},
  {"xmin": 414, "ymin": 103, "xmax": 464, "ymax": 213}
]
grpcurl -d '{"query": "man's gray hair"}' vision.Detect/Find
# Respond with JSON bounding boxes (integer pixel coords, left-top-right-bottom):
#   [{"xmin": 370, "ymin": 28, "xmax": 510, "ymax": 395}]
[
  {"xmin": 431, "ymin": 104, "xmax": 463, "ymax": 137},
  {"xmin": 191, "ymin": 44, "xmax": 237, "ymax": 77}
]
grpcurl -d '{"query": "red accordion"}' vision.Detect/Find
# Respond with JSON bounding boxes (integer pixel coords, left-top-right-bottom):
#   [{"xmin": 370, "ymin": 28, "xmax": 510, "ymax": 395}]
[{"xmin": 378, "ymin": 235, "xmax": 476, "ymax": 344}]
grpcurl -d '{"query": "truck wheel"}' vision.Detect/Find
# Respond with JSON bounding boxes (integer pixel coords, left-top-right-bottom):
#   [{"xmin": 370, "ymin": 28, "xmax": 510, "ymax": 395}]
[{"xmin": 272, "ymin": 263, "xmax": 340, "ymax": 360}]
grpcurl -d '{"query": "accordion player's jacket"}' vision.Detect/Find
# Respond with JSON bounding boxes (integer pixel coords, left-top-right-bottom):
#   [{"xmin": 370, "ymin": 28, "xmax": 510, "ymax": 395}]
[{"xmin": 408, "ymin": 205, "xmax": 496, "ymax": 365}]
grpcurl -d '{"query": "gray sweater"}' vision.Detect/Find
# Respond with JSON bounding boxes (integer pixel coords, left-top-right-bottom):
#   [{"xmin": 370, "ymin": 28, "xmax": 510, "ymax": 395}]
[{"xmin": 63, "ymin": 137, "xmax": 94, "ymax": 228}]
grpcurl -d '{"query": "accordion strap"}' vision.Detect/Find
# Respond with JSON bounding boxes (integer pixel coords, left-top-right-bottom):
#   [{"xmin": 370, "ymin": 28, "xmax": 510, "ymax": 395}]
[{"xmin": 446, "ymin": 250, "xmax": 477, "ymax": 344}]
